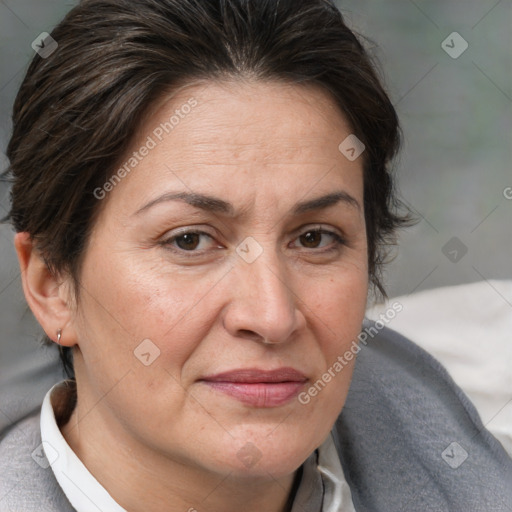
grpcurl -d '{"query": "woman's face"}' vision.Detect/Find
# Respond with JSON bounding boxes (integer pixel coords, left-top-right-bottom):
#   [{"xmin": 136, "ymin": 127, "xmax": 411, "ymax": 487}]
[{"xmin": 68, "ymin": 80, "xmax": 368, "ymax": 480}]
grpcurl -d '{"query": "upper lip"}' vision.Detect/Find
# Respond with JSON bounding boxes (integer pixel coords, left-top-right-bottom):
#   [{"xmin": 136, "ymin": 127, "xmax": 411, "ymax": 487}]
[{"xmin": 201, "ymin": 367, "xmax": 307, "ymax": 383}]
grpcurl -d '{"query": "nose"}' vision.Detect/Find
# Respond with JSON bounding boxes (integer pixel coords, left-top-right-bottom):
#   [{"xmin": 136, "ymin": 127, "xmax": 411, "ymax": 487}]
[{"xmin": 222, "ymin": 245, "xmax": 307, "ymax": 345}]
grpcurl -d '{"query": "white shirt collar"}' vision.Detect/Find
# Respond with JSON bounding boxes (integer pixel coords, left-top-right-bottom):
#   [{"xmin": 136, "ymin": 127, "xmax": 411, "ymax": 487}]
[
  {"xmin": 40, "ymin": 380, "xmax": 355, "ymax": 512},
  {"xmin": 317, "ymin": 433, "xmax": 356, "ymax": 512},
  {"xmin": 40, "ymin": 381, "xmax": 126, "ymax": 512}
]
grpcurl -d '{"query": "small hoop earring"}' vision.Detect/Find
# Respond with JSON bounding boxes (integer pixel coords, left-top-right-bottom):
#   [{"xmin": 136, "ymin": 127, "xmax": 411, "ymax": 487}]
[{"xmin": 57, "ymin": 328, "xmax": 62, "ymax": 344}]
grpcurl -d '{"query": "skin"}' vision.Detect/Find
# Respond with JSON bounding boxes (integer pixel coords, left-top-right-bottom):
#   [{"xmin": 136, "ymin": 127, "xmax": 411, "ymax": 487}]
[{"xmin": 16, "ymin": 80, "xmax": 368, "ymax": 512}]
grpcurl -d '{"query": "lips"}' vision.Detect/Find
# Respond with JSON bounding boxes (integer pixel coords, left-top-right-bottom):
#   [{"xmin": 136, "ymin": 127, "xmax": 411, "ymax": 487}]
[{"xmin": 200, "ymin": 368, "xmax": 307, "ymax": 407}]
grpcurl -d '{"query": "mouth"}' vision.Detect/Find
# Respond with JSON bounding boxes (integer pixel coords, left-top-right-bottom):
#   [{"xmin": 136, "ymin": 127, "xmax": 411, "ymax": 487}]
[{"xmin": 200, "ymin": 368, "xmax": 308, "ymax": 408}]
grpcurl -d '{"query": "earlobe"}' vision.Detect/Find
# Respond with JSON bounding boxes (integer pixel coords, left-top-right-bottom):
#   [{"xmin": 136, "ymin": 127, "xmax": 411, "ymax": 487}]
[{"xmin": 14, "ymin": 232, "xmax": 77, "ymax": 347}]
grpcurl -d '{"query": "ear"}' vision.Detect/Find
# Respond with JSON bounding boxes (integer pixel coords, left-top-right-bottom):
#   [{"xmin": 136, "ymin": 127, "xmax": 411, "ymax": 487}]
[{"xmin": 14, "ymin": 232, "xmax": 77, "ymax": 347}]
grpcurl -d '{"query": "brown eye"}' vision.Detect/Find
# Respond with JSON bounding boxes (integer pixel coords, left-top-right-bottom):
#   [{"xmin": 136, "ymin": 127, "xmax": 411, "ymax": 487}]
[
  {"xmin": 300, "ymin": 230, "xmax": 322, "ymax": 248},
  {"xmin": 175, "ymin": 233, "xmax": 201, "ymax": 251},
  {"xmin": 162, "ymin": 230, "xmax": 218, "ymax": 255},
  {"xmin": 296, "ymin": 229, "xmax": 345, "ymax": 250}
]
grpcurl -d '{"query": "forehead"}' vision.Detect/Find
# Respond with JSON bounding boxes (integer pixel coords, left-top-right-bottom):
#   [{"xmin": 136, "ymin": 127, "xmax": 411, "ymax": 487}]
[
  {"xmin": 135, "ymin": 79, "xmax": 355, "ymax": 157},
  {"xmin": 104, "ymin": 79, "xmax": 364, "ymax": 213}
]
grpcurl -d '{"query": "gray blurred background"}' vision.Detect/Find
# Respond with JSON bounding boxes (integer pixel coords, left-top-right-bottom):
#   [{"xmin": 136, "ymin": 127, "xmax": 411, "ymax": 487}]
[{"xmin": 0, "ymin": 1, "xmax": 511, "ymax": 389}]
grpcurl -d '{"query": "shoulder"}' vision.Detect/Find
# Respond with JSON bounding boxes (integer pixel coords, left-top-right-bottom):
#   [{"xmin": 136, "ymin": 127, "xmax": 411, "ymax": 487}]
[
  {"xmin": 334, "ymin": 320, "xmax": 512, "ymax": 511},
  {"xmin": 0, "ymin": 411, "xmax": 74, "ymax": 512}
]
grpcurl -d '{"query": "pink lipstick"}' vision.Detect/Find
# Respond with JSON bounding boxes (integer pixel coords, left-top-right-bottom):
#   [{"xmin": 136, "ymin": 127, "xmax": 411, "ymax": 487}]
[{"xmin": 201, "ymin": 368, "xmax": 307, "ymax": 407}]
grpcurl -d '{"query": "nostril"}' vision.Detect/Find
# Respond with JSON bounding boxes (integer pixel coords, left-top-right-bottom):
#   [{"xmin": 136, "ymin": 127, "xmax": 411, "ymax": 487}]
[
  {"xmin": 237, "ymin": 330, "xmax": 274, "ymax": 345},
  {"xmin": 238, "ymin": 329, "xmax": 258, "ymax": 340}
]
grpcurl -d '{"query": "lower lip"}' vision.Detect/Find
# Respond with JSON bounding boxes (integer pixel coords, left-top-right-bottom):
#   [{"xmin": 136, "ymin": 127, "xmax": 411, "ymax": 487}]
[{"xmin": 203, "ymin": 381, "xmax": 306, "ymax": 407}]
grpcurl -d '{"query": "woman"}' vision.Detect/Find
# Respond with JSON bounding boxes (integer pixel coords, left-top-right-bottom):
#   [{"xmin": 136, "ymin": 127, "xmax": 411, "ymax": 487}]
[{"xmin": 1, "ymin": 0, "xmax": 510, "ymax": 511}]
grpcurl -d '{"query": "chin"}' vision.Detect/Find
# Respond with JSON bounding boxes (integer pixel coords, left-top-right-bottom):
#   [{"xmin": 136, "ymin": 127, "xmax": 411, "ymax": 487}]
[{"xmin": 209, "ymin": 427, "xmax": 321, "ymax": 480}]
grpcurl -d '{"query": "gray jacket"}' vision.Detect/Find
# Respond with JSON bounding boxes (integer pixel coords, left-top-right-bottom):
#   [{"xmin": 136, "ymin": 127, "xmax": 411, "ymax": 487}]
[{"xmin": 1, "ymin": 323, "xmax": 511, "ymax": 511}]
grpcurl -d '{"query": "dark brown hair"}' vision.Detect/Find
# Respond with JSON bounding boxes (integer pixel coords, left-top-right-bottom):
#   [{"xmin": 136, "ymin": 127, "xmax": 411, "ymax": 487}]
[{"xmin": 3, "ymin": 0, "xmax": 411, "ymax": 379}]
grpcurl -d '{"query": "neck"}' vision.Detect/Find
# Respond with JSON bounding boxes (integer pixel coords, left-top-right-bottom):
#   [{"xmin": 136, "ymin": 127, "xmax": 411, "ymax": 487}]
[{"xmin": 60, "ymin": 386, "xmax": 299, "ymax": 512}]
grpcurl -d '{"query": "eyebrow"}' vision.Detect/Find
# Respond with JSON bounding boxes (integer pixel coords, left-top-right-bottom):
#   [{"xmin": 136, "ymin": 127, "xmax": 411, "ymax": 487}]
[{"xmin": 134, "ymin": 190, "xmax": 360, "ymax": 217}]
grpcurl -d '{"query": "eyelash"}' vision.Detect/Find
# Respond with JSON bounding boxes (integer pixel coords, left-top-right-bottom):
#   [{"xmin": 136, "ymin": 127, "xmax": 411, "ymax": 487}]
[{"xmin": 160, "ymin": 227, "xmax": 346, "ymax": 258}]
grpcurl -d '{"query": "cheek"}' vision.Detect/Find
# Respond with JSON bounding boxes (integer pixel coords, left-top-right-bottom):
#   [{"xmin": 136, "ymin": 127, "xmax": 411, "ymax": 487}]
[
  {"xmin": 310, "ymin": 264, "xmax": 368, "ymax": 332},
  {"xmin": 74, "ymin": 249, "xmax": 224, "ymax": 370},
  {"xmin": 308, "ymin": 266, "xmax": 368, "ymax": 387},
  {"xmin": 292, "ymin": 273, "xmax": 367, "ymax": 445}
]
